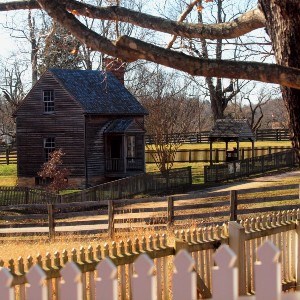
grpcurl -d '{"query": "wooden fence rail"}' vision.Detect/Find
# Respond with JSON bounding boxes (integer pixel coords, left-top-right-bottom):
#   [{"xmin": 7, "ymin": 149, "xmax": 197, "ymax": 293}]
[
  {"xmin": 204, "ymin": 149, "xmax": 296, "ymax": 183},
  {"xmin": 1, "ymin": 215, "xmax": 300, "ymax": 299},
  {"xmin": 145, "ymin": 128, "xmax": 290, "ymax": 144},
  {"xmin": 0, "ymin": 146, "xmax": 293, "ymax": 166},
  {"xmin": 0, "ymin": 167, "xmax": 192, "ymax": 206},
  {"xmin": 145, "ymin": 146, "xmax": 292, "ymax": 163},
  {"xmin": 0, "ymin": 183, "xmax": 299, "ymax": 239}
]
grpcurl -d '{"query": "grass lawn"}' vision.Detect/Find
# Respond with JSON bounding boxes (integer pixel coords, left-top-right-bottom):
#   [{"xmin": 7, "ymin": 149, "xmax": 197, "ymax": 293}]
[
  {"xmin": 146, "ymin": 162, "xmax": 206, "ymax": 184},
  {"xmin": 0, "ymin": 164, "xmax": 17, "ymax": 186}
]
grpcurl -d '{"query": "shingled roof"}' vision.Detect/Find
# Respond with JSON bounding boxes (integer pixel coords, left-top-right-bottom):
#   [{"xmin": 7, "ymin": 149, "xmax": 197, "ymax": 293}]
[
  {"xmin": 209, "ymin": 119, "xmax": 255, "ymax": 141},
  {"xmin": 49, "ymin": 69, "xmax": 148, "ymax": 115}
]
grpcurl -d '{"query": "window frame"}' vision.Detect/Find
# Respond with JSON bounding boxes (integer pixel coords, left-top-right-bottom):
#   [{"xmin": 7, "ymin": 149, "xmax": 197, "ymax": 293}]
[
  {"xmin": 43, "ymin": 137, "xmax": 55, "ymax": 161},
  {"xmin": 43, "ymin": 90, "xmax": 55, "ymax": 113},
  {"xmin": 127, "ymin": 135, "xmax": 136, "ymax": 158}
]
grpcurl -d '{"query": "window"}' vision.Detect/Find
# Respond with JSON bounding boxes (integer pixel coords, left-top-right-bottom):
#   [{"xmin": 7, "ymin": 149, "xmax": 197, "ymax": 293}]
[
  {"xmin": 43, "ymin": 90, "xmax": 54, "ymax": 113},
  {"xmin": 44, "ymin": 137, "xmax": 55, "ymax": 161},
  {"xmin": 127, "ymin": 136, "xmax": 136, "ymax": 158}
]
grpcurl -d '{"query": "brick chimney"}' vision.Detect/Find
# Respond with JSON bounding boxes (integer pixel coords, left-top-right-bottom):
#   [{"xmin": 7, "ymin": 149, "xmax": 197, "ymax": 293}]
[{"xmin": 103, "ymin": 57, "xmax": 126, "ymax": 85}]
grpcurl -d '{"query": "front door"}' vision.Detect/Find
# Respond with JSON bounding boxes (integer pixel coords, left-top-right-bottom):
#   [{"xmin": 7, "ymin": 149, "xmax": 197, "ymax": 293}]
[{"xmin": 107, "ymin": 136, "xmax": 123, "ymax": 171}]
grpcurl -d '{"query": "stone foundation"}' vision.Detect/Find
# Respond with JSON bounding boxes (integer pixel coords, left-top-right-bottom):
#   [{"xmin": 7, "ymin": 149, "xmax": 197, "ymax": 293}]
[
  {"xmin": 17, "ymin": 176, "xmax": 107, "ymax": 189},
  {"xmin": 17, "ymin": 177, "xmax": 36, "ymax": 187}
]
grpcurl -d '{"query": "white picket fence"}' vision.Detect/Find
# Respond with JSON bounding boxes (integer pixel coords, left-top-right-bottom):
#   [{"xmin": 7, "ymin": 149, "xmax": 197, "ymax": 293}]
[{"xmin": 0, "ymin": 240, "xmax": 299, "ymax": 300}]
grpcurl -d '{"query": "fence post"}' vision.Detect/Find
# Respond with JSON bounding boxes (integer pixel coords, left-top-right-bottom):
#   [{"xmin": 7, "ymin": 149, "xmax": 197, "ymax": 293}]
[
  {"xmin": 47, "ymin": 204, "xmax": 55, "ymax": 240},
  {"xmin": 230, "ymin": 190, "xmax": 238, "ymax": 221},
  {"xmin": 5, "ymin": 148, "xmax": 9, "ymax": 165},
  {"xmin": 215, "ymin": 149, "xmax": 219, "ymax": 163},
  {"xmin": 25, "ymin": 187, "xmax": 29, "ymax": 204},
  {"xmin": 167, "ymin": 196, "xmax": 174, "ymax": 227},
  {"xmin": 228, "ymin": 221, "xmax": 246, "ymax": 295},
  {"xmin": 108, "ymin": 200, "xmax": 115, "ymax": 239},
  {"xmin": 187, "ymin": 166, "xmax": 192, "ymax": 186},
  {"xmin": 204, "ymin": 166, "xmax": 207, "ymax": 183}
]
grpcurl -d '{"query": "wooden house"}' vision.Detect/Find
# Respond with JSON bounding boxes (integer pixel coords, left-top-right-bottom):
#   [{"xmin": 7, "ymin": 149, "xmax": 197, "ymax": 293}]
[{"xmin": 14, "ymin": 69, "xmax": 148, "ymax": 188}]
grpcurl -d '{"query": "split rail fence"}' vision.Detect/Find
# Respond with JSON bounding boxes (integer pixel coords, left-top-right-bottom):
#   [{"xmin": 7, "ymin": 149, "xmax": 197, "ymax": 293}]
[
  {"xmin": 0, "ymin": 146, "xmax": 16, "ymax": 165},
  {"xmin": 1, "ymin": 215, "xmax": 300, "ymax": 299},
  {"xmin": 145, "ymin": 128, "xmax": 290, "ymax": 144},
  {"xmin": 0, "ymin": 183, "xmax": 299, "ymax": 238}
]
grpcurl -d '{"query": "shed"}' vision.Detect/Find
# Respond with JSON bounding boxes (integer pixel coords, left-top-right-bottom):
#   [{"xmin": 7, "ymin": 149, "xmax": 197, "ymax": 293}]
[
  {"xmin": 14, "ymin": 68, "xmax": 148, "ymax": 188},
  {"xmin": 209, "ymin": 119, "xmax": 255, "ymax": 165}
]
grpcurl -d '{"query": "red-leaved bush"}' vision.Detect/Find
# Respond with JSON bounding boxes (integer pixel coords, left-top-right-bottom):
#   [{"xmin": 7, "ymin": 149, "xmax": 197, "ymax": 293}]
[{"xmin": 38, "ymin": 149, "xmax": 70, "ymax": 193}]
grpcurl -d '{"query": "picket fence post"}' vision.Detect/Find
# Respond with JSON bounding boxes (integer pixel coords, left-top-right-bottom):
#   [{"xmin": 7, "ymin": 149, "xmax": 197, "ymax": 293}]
[
  {"xmin": 60, "ymin": 261, "xmax": 82, "ymax": 300},
  {"xmin": 212, "ymin": 245, "xmax": 238, "ymax": 300},
  {"xmin": 228, "ymin": 221, "xmax": 246, "ymax": 295},
  {"xmin": 0, "ymin": 267, "xmax": 14, "ymax": 300},
  {"xmin": 95, "ymin": 258, "xmax": 118, "ymax": 300},
  {"xmin": 255, "ymin": 240, "xmax": 281, "ymax": 300},
  {"xmin": 47, "ymin": 204, "xmax": 55, "ymax": 239},
  {"xmin": 173, "ymin": 250, "xmax": 197, "ymax": 300},
  {"xmin": 132, "ymin": 254, "xmax": 157, "ymax": 300},
  {"xmin": 26, "ymin": 265, "xmax": 47, "ymax": 300}
]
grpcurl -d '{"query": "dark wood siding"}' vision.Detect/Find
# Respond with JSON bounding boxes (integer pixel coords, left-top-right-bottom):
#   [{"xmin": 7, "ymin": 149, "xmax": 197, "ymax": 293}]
[
  {"xmin": 15, "ymin": 71, "xmax": 85, "ymax": 178},
  {"xmin": 85, "ymin": 116, "xmax": 111, "ymax": 179}
]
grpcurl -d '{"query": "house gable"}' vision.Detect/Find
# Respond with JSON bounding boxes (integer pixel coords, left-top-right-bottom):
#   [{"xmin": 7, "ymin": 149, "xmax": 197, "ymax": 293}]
[{"xmin": 15, "ymin": 70, "xmax": 84, "ymax": 117}]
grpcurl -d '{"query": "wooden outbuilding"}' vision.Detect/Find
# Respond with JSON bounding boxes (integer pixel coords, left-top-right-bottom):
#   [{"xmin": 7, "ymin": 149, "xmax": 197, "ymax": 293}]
[
  {"xmin": 209, "ymin": 119, "xmax": 255, "ymax": 165},
  {"xmin": 14, "ymin": 69, "xmax": 148, "ymax": 188}
]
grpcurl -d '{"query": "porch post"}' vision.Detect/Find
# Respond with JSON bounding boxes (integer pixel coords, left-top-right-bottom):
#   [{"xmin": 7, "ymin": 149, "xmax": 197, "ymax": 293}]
[{"xmin": 123, "ymin": 134, "xmax": 127, "ymax": 173}]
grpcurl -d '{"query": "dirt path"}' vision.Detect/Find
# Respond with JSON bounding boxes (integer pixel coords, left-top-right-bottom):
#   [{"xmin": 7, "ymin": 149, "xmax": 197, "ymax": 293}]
[
  {"xmin": 205, "ymin": 169, "xmax": 300, "ymax": 192},
  {"xmin": 1, "ymin": 169, "xmax": 299, "ymax": 236}
]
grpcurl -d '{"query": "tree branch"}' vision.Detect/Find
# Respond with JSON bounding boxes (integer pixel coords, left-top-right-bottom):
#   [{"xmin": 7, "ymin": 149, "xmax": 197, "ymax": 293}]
[
  {"xmin": 116, "ymin": 36, "xmax": 300, "ymax": 89},
  {"xmin": 0, "ymin": 0, "xmax": 266, "ymax": 39},
  {"xmin": 2, "ymin": 0, "xmax": 300, "ymax": 89},
  {"xmin": 166, "ymin": 0, "xmax": 200, "ymax": 49}
]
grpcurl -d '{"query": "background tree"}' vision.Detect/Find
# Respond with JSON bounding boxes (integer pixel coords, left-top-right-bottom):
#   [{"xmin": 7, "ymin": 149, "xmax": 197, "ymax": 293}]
[
  {"xmin": 0, "ymin": 62, "xmax": 26, "ymax": 145},
  {"xmin": 0, "ymin": 0, "xmax": 300, "ymax": 157},
  {"xmin": 139, "ymin": 68, "xmax": 200, "ymax": 175},
  {"xmin": 37, "ymin": 21, "xmax": 82, "ymax": 75}
]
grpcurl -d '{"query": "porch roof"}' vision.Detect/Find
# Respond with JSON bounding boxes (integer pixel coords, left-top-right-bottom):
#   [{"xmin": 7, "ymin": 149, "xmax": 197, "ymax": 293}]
[{"xmin": 104, "ymin": 119, "xmax": 145, "ymax": 133}]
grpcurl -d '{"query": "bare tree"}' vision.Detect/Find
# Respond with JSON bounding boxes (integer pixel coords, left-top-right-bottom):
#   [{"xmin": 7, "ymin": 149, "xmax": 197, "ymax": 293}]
[
  {"xmin": 0, "ymin": 62, "xmax": 26, "ymax": 145},
  {"xmin": 139, "ymin": 68, "xmax": 197, "ymax": 175},
  {"xmin": 0, "ymin": 0, "xmax": 300, "ymax": 157},
  {"xmin": 226, "ymin": 85, "xmax": 271, "ymax": 131}
]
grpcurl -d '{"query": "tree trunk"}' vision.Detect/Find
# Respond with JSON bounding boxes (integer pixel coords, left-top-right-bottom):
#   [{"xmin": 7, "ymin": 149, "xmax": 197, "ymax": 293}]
[{"xmin": 258, "ymin": 0, "xmax": 300, "ymax": 161}]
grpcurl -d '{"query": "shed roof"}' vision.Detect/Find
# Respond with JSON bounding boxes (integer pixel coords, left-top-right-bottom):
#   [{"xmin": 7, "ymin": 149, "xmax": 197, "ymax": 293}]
[
  {"xmin": 49, "ymin": 69, "xmax": 148, "ymax": 115},
  {"xmin": 209, "ymin": 119, "xmax": 255, "ymax": 141}
]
